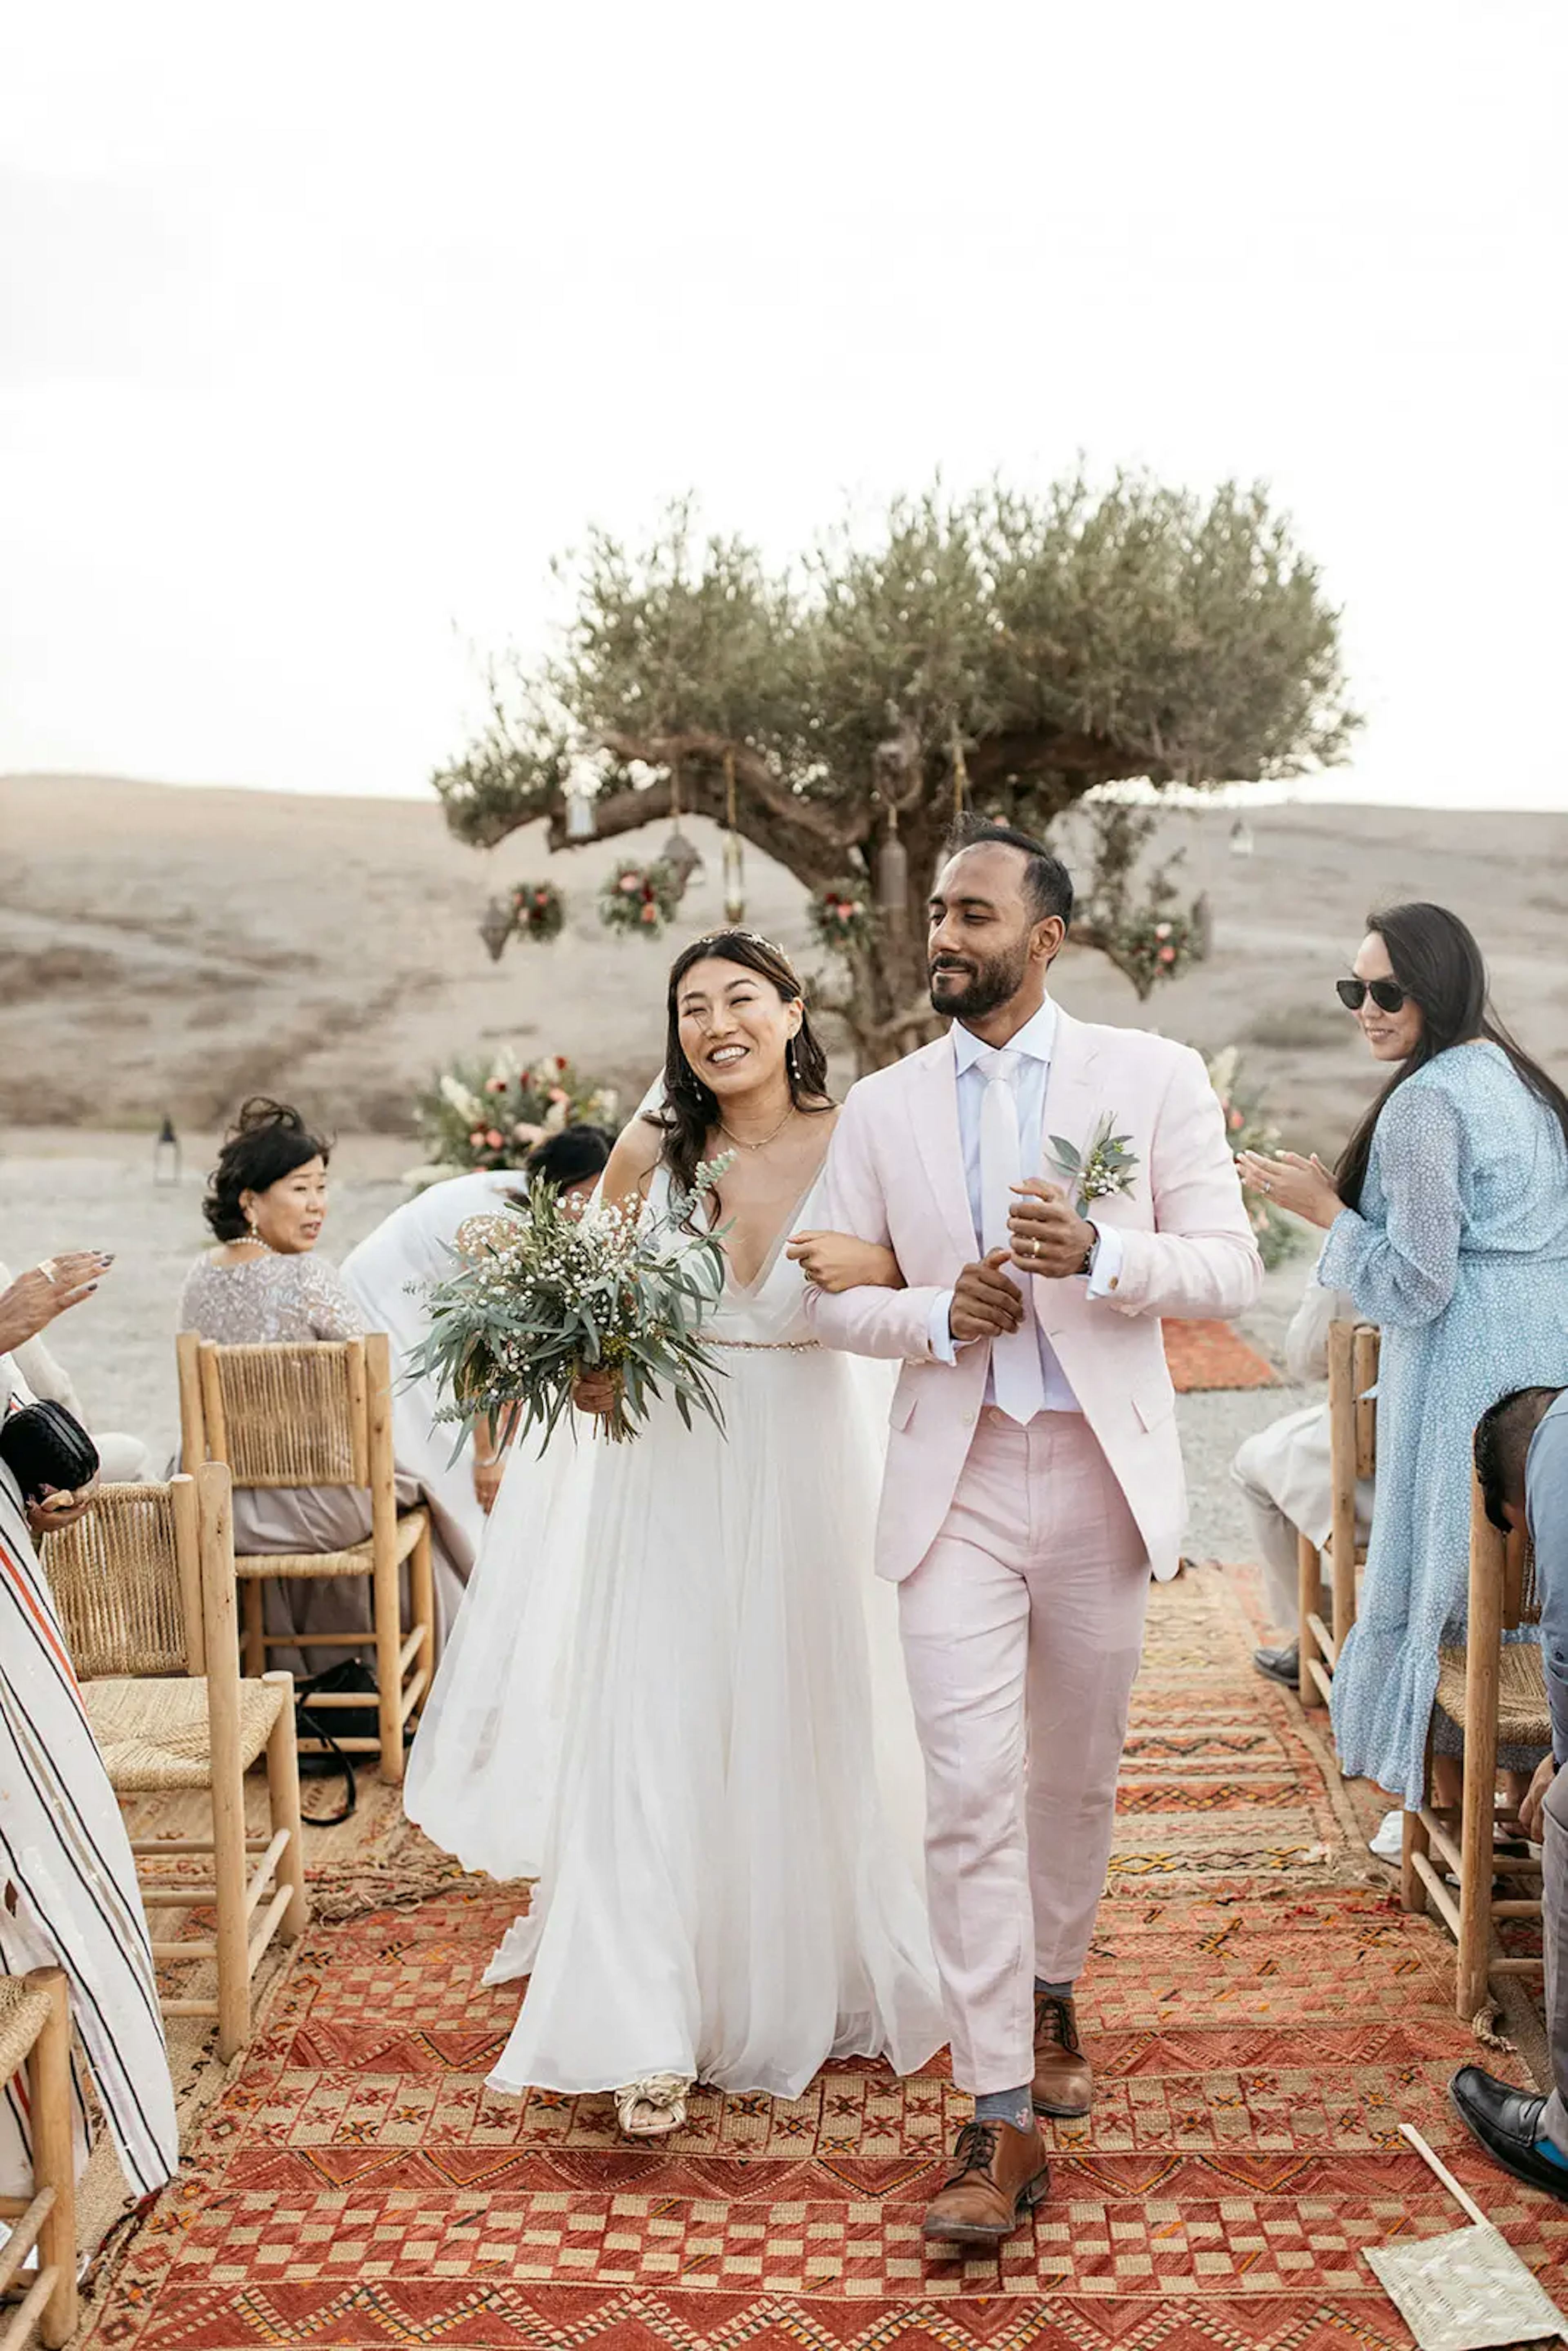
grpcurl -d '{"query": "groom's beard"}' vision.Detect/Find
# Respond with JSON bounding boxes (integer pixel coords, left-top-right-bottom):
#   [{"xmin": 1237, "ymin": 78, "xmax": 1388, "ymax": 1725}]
[{"xmin": 928, "ymin": 941, "xmax": 1031, "ymax": 1022}]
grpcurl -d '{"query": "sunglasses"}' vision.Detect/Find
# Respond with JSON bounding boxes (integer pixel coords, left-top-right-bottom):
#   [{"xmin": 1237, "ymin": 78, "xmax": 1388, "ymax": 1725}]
[{"xmin": 1336, "ymin": 977, "xmax": 1407, "ymax": 1014}]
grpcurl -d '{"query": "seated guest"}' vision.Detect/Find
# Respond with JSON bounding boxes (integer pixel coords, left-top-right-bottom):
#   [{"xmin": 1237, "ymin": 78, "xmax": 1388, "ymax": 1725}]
[
  {"xmin": 1234, "ymin": 1266, "xmax": 1369, "ymax": 1688},
  {"xmin": 177, "ymin": 1098, "xmax": 469, "ymax": 1667},
  {"xmin": 0, "ymin": 1251, "xmax": 153, "ymax": 1483},
  {"xmin": 0, "ymin": 1256, "xmax": 178, "ymax": 2205},
  {"xmin": 341, "ymin": 1125, "xmax": 613, "ymax": 1548},
  {"xmin": 1451, "ymin": 1385, "xmax": 1568, "ymax": 2197}
]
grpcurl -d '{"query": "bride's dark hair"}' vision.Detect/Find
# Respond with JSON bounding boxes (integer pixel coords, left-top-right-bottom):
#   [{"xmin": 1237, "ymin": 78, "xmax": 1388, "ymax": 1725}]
[{"xmin": 648, "ymin": 931, "xmax": 832, "ymax": 1198}]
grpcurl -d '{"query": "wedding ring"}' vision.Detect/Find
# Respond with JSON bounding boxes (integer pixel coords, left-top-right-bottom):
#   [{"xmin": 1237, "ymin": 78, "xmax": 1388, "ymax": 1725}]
[{"xmin": 1259, "ymin": 1180, "xmax": 1272, "ymax": 1196}]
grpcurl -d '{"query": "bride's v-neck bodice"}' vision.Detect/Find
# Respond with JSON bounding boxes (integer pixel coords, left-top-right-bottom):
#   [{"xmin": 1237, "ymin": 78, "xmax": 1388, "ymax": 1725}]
[{"xmin": 647, "ymin": 1163, "xmax": 824, "ymax": 1348}]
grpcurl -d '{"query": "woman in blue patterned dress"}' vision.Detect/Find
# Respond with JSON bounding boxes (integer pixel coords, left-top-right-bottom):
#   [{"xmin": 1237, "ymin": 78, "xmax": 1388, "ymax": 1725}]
[{"xmin": 1239, "ymin": 904, "xmax": 1568, "ymax": 1814}]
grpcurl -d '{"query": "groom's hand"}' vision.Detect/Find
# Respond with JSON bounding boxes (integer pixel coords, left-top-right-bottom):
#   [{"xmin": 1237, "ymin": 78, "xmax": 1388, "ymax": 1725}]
[
  {"xmin": 1007, "ymin": 1180, "xmax": 1097, "ymax": 1279},
  {"xmin": 949, "ymin": 1250, "xmax": 1025, "ymax": 1343}
]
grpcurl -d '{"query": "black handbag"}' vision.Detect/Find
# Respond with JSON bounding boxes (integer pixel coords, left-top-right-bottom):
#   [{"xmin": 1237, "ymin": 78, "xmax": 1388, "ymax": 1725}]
[
  {"xmin": 0, "ymin": 1399, "xmax": 100, "ymax": 1506},
  {"xmin": 291, "ymin": 1659, "xmax": 378, "ymax": 1826}
]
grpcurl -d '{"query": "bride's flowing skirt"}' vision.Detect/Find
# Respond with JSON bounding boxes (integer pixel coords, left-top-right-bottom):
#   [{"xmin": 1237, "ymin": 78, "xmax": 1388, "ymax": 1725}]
[{"xmin": 406, "ymin": 1347, "xmax": 944, "ymax": 2101}]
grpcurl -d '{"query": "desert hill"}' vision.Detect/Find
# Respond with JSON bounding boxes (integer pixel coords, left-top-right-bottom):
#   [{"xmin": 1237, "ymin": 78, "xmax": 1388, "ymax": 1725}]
[{"xmin": 3, "ymin": 773, "xmax": 1565, "ymax": 1157}]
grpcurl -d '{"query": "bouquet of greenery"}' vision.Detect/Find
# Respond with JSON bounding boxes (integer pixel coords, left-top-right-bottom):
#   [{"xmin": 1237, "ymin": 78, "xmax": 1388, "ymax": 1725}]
[{"xmin": 411, "ymin": 1159, "xmax": 732, "ymax": 1447}]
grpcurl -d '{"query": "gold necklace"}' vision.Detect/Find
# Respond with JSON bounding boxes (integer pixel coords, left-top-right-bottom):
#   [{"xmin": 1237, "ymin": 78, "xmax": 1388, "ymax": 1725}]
[{"xmin": 717, "ymin": 1104, "xmax": 796, "ymax": 1154}]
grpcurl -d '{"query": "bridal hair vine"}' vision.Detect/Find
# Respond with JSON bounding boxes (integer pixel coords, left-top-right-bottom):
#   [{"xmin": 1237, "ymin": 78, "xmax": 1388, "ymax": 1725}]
[
  {"xmin": 693, "ymin": 928, "xmax": 800, "ymax": 980},
  {"xmin": 1049, "ymin": 1114, "xmax": 1139, "ymax": 1212}
]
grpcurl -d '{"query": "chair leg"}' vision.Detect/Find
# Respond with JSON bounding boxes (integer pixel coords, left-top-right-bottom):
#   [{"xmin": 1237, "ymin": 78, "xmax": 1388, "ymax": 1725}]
[
  {"xmin": 1296, "ymin": 1531, "xmax": 1319, "ymax": 1706},
  {"xmin": 212, "ymin": 1757, "xmax": 251, "ymax": 2062},
  {"xmin": 25, "ymin": 1968, "xmax": 78, "ymax": 2349},
  {"xmin": 409, "ymin": 1521, "xmax": 435, "ymax": 1727},
  {"xmin": 263, "ymin": 1672, "xmax": 309, "ymax": 1942},
  {"xmin": 372, "ymin": 1544, "xmax": 403, "ymax": 1786},
  {"xmin": 241, "ymin": 1577, "xmax": 266, "ymax": 1680},
  {"xmin": 1401, "ymin": 1805, "xmax": 1430, "ymax": 1915}
]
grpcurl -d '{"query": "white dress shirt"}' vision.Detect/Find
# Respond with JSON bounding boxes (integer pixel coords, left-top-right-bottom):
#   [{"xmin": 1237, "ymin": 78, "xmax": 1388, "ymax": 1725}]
[{"xmin": 927, "ymin": 998, "xmax": 1123, "ymax": 1411}]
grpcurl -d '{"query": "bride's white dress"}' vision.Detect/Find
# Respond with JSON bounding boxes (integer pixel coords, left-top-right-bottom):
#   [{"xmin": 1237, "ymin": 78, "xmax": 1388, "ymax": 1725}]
[{"xmin": 404, "ymin": 1165, "xmax": 944, "ymax": 2099}]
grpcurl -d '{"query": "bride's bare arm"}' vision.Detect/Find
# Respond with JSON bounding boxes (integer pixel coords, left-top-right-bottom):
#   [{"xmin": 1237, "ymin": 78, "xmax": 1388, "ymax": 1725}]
[{"xmin": 786, "ymin": 1231, "xmax": 904, "ymax": 1294}]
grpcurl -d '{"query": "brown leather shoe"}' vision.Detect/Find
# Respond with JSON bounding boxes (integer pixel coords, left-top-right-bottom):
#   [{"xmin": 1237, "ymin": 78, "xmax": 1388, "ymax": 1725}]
[
  {"xmin": 922, "ymin": 2118, "xmax": 1050, "ymax": 2247},
  {"xmin": 1032, "ymin": 1992, "xmax": 1092, "ymax": 2118}
]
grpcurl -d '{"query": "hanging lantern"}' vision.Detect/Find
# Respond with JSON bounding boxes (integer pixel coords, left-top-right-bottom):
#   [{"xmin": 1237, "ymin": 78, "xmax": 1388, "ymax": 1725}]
[
  {"xmin": 722, "ymin": 746, "xmax": 746, "ymax": 922},
  {"xmin": 876, "ymin": 813, "xmax": 909, "ymax": 929},
  {"xmin": 154, "ymin": 1114, "xmax": 181, "ymax": 1186},
  {"xmin": 1229, "ymin": 815, "xmax": 1254, "ymax": 859},
  {"xmin": 478, "ymin": 895, "xmax": 515, "ymax": 962},
  {"xmin": 659, "ymin": 753, "xmax": 704, "ymax": 898},
  {"xmin": 565, "ymin": 788, "xmax": 597, "ymax": 841}
]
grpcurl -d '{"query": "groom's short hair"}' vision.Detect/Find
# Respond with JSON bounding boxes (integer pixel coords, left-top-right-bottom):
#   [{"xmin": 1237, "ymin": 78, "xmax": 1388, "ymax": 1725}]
[{"xmin": 944, "ymin": 816, "xmax": 1074, "ymax": 928}]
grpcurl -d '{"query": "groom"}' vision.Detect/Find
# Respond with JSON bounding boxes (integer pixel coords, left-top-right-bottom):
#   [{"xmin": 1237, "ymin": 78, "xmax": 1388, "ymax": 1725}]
[{"xmin": 805, "ymin": 818, "xmax": 1262, "ymax": 2247}]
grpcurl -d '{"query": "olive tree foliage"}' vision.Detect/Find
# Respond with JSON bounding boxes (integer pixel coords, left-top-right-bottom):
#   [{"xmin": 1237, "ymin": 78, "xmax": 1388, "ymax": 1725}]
[{"xmin": 435, "ymin": 476, "xmax": 1357, "ymax": 1066}]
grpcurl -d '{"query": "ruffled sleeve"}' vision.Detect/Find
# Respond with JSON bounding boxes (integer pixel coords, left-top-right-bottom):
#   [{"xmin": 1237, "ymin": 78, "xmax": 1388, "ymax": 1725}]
[{"xmin": 1318, "ymin": 1080, "xmax": 1464, "ymax": 1329}]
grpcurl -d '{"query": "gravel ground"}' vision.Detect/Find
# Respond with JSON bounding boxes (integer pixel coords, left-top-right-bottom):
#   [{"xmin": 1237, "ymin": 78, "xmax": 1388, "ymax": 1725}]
[{"xmin": 0, "ymin": 1134, "xmax": 1317, "ymax": 1563}]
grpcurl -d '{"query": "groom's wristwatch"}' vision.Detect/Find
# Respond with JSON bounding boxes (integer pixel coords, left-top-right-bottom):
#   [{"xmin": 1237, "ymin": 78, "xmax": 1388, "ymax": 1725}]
[{"xmin": 1077, "ymin": 1235, "xmax": 1098, "ymax": 1278}]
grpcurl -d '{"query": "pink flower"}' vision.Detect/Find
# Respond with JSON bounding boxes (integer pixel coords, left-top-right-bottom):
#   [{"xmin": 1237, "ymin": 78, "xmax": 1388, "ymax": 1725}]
[
  {"xmin": 548, "ymin": 1086, "xmax": 568, "ymax": 1105},
  {"xmin": 485, "ymin": 1075, "xmax": 507, "ymax": 1094},
  {"xmin": 513, "ymin": 1121, "xmax": 544, "ymax": 1145},
  {"xmin": 486, "ymin": 1129, "xmax": 505, "ymax": 1150},
  {"xmin": 1159, "ymin": 945, "xmax": 1177, "ymax": 965},
  {"xmin": 619, "ymin": 874, "xmax": 640, "ymax": 895},
  {"xmin": 1228, "ymin": 1107, "xmax": 1244, "ymax": 1132},
  {"xmin": 469, "ymin": 1129, "xmax": 488, "ymax": 1147},
  {"xmin": 641, "ymin": 904, "xmax": 659, "ymax": 924}
]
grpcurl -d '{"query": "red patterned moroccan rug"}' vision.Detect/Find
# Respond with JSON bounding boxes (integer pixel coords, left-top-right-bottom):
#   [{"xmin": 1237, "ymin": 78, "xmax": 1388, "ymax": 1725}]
[
  {"xmin": 1164, "ymin": 1318, "xmax": 1277, "ymax": 1392},
  {"xmin": 82, "ymin": 1569, "xmax": 1566, "ymax": 2350}
]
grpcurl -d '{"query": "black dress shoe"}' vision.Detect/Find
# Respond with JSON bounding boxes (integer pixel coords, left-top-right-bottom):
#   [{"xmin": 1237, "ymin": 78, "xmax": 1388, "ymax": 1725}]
[
  {"xmin": 1252, "ymin": 1642, "xmax": 1300, "ymax": 1687},
  {"xmin": 1450, "ymin": 2065, "xmax": 1568, "ymax": 2202}
]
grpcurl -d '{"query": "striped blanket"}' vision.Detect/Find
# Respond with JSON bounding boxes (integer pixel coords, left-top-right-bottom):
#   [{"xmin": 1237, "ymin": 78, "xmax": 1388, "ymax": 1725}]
[{"xmin": 0, "ymin": 1461, "xmax": 177, "ymax": 2202}]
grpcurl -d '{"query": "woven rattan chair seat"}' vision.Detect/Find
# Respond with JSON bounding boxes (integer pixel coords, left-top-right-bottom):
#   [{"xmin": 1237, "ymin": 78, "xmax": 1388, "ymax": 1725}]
[
  {"xmin": 1436, "ymin": 1639, "xmax": 1553, "ymax": 1749},
  {"xmin": 233, "ymin": 1507, "xmax": 426, "ymax": 1581},
  {"xmin": 84, "ymin": 1675, "xmax": 285, "ymax": 1790},
  {"xmin": 0, "ymin": 1977, "xmax": 51, "ymax": 2082}
]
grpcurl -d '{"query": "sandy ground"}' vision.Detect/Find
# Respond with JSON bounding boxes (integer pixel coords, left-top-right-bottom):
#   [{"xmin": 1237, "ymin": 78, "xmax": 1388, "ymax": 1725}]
[
  {"xmin": 0, "ymin": 1136, "xmax": 1312, "ymax": 1570},
  {"xmin": 5, "ymin": 773, "xmax": 1567, "ymax": 1151}
]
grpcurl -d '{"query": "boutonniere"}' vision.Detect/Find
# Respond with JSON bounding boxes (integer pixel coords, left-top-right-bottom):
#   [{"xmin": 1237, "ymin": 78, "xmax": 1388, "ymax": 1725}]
[{"xmin": 1049, "ymin": 1113, "xmax": 1140, "ymax": 1212}]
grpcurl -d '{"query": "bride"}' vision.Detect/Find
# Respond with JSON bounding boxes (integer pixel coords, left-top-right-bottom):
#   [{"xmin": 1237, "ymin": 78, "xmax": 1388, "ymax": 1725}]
[{"xmin": 405, "ymin": 928, "xmax": 943, "ymax": 2136}]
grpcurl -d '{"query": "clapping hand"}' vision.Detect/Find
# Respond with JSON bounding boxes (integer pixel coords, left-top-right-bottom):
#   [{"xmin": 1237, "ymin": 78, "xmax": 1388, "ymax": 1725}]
[
  {"xmin": 0, "ymin": 1253, "xmax": 112, "ymax": 1356},
  {"xmin": 1236, "ymin": 1150, "xmax": 1342, "ymax": 1230},
  {"xmin": 1007, "ymin": 1180, "xmax": 1096, "ymax": 1279}
]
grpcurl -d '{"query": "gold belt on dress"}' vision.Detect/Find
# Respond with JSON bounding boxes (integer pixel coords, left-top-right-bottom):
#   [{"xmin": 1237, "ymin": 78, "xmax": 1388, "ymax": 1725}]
[{"xmin": 705, "ymin": 1336, "xmax": 820, "ymax": 1352}]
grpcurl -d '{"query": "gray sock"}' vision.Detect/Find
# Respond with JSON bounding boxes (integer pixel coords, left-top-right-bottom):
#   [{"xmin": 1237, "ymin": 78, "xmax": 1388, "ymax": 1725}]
[
  {"xmin": 973, "ymin": 2085, "xmax": 1034, "ymax": 2133},
  {"xmin": 1035, "ymin": 1978, "xmax": 1074, "ymax": 2000}
]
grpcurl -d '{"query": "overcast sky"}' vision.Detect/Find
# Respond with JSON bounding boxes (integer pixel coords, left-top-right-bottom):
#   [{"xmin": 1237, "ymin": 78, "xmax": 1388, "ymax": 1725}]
[{"xmin": 2, "ymin": 2, "xmax": 1564, "ymax": 810}]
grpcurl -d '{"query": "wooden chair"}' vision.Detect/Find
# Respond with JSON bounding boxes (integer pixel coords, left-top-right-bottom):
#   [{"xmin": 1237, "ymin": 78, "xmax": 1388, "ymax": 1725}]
[
  {"xmin": 40, "ymin": 1467, "xmax": 307, "ymax": 2061},
  {"xmin": 1297, "ymin": 1320, "xmax": 1378, "ymax": 1706},
  {"xmin": 176, "ymin": 1331, "xmax": 434, "ymax": 1784},
  {"xmin": 0, "ymin": 1970, "xmax": 76, "ymax": 2350},
  {"xmin": 1402, "ymin": 1470, "xmax": 1550, "ymax": 2019}
]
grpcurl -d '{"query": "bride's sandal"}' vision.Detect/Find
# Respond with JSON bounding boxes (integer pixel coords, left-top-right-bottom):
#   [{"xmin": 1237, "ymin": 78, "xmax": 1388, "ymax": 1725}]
[{"xmin": 615, "ymin": 2073, "xmax": 692, "ymax": 2139}]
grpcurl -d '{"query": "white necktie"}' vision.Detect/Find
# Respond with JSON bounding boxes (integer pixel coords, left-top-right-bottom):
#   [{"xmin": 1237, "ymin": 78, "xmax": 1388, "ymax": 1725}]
[{"xmin": 974, "ymin": 1046, "xmax": 1047, "ymax": 1425}]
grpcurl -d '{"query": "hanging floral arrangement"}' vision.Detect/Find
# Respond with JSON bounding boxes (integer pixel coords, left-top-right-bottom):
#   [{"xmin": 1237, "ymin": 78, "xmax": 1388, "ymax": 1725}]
[
  {"xmin": 1114, "ymin": 911, "xmax": 1200, "ymax": 995},
  {"xmin": 806, "ymin": 880, "xmax": 877, "ymax": 956},
  {"xmin": 599, "ymin": 859, "xmax": 683, "ymax": 938},
  {"xmin": 509, "ymin": 879, "xmax": 566, "ymax": 944}
]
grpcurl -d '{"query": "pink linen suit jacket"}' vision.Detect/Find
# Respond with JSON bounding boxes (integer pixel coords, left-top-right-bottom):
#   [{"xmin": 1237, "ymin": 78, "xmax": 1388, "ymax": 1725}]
[{"xmin": 804, "ymin": 1008, "xmax": 1263, "ymax": 1584}]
